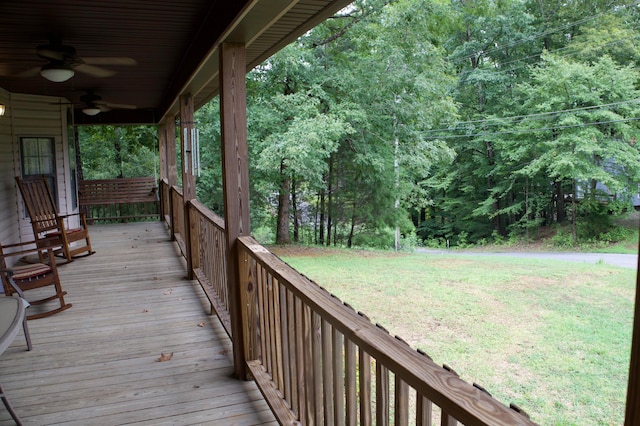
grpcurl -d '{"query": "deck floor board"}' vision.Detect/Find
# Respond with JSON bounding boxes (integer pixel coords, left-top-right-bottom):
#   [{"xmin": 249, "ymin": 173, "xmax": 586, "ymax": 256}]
[{"xmin": 0, "ymin": 222, "xmax": 276, "ymax": 425}]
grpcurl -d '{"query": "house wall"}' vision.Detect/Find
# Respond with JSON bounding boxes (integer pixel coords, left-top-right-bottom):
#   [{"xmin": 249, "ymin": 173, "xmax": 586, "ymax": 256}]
[
  {"xmin": 0, "ymin": 90, "xmax": 77, "ymax": 247},
  {"xmin": 0, "ymin": 87, "xmax": 20, "ymax": 250}
]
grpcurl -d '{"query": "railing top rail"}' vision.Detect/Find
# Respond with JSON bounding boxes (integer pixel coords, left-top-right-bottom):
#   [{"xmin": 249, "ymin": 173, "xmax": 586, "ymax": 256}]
[
  {"xmin": 190, "ymin": 199, "xmax": 225, "ymax": 230},
  {"xmin": 238, "ymin": 235, "xmax": 536, "ymax": 426},
  {"xmin": 169, "ymin": 185, "xmax": 184, "ymax": 197}
]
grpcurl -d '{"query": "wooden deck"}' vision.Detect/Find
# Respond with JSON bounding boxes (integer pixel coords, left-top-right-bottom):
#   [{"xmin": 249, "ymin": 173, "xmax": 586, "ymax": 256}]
[{"xmin": 0, "ymin": 222, "xmax": 276, "ymax": 425}]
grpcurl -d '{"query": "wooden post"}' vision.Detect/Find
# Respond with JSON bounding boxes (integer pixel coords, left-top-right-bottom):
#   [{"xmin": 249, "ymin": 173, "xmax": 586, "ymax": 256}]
[
  {"xmin": 165, "ymin": 118, "xmax": 178, "ymax": 240},
  {"xmin": 158, "ymin": 123, "xmax": 168, "ymax": 221},
  {"xmin": 220, "ymin": 42, "xmax": 250, "ymax": 380},
  {"xmin": 158, "ymin": 122, "xmax": 167, "ymax": 182},
  {"xmin": 180, "ymin": 94, "xmax": 197, "ymax": 279},
  {"xmin": 166, "ymin": 118, "xmax": 177, "ymax": 188},
  {"xmin": 624, "ymin": 225, "xmax": 640, "ymax": 425}
]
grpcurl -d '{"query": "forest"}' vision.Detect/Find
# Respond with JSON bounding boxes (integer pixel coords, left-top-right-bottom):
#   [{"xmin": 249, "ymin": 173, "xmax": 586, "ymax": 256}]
[{"xmin": 79, "ymin": 0, "xmax": 640, "ymax": 250}]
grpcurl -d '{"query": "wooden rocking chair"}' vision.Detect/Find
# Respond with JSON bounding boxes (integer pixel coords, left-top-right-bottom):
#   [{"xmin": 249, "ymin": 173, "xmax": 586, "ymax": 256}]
[
  {"xmin": 0, "ymin": 238, "xmax": 72, "ymax": 320},
  {"xmin": 15, "ymin": 176, "xmax": 94, "ymax": 263}
]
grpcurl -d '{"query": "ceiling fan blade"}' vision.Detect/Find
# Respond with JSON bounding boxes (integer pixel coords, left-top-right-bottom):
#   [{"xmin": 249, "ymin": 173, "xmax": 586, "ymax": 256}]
[
  {"xmin": 14, "ymin": 66, "xmax": 41, "ymax": 78},
  {"xmin": 105, "ymin": 102, "xmax": 136, "ymax": 110},
  {"xmin": 74, "ymin": 63, "xmax": 116, "ymax": 78},
  {"xmin": 82, "ymin": 57, "xmax": 137, "ymax": 66}
]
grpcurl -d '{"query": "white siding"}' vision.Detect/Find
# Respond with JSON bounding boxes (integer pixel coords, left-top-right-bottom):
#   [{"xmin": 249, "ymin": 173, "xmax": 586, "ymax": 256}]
[
  {"xmin": 0, "ymin": 87, "xmax": 20, "ymax": 251},
  {"xmin": 0, "ymin": 91, "xmax": 77, "ymax": 247}
]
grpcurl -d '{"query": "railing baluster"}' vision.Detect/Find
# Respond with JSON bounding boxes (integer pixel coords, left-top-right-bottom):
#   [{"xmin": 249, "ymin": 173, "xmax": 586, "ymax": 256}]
[
  {"xmin": 416, "ymin": 393, "xmax": 433, "ymax": 426},
  {"xmin": 295, "ymin": 297, "xmax": 307, "ymax": 424},
  {"xmin": 359, "ymin": 348, "xmax": 372, "ymax": 426},
  {"xmin": 303, "ymin": 304, "xmax": 314, "ymax": 425},
  {"xmin": 395, "ymin": 376, "xmax": 409, "ymax": 426},
  {"xmin": 376, "ymin": 361, "xmax": 389, "ymax": 426},
  {"xmin": 287, "ymin": 288, "xmax": 299, "ymax": 417},
  {"xmin": 257, "ymin": 264, "xmax": 268, "ymax": 368},
  {"xmin": 312, "ymin": 311, "xmax": 324, "ymax": 425},
  {"xmin": 279, "ymin": 282, "xmax": 291, "ymax": 404},
  {"xmin": 345, "ymin": 339, "xmax": 357, "ymax": 426},
  {"xmin": 322, "ymin": 319, "xmax": 335, "ymax": 426},
  {"xmin": 332, "ymin": 327, "xmax": 345, "ymax": 426}
]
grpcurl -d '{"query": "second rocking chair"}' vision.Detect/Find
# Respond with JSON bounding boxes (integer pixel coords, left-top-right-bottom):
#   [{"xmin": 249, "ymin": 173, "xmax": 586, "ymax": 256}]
[{"xmin": 15, "ymin": 176, "xmax": 94, "ymax": 263}]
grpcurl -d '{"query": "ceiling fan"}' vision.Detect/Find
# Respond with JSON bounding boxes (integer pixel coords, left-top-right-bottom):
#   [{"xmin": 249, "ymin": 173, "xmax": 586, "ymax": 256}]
[
  {"xmin": 18, "ymin": 37, "xmax": 136, "ymax": 82},
  {"xmin": 77, "ymin": 91, "xmax": 136, "ymax": 115}
]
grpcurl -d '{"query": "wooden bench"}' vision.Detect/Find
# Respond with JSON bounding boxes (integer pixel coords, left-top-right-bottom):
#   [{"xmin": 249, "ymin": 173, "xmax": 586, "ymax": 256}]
[{"xmin": 79, "ymin": 177, "xmax": 160, "ymax": 223}]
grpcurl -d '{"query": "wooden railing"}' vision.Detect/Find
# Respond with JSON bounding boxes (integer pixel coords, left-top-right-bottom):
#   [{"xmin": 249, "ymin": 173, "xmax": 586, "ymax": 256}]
[
  {"xmin": 79, "ymin": 177, "xmax": 160, "ymax": 223},
  {"xmin": 190, "ymin": 199, "xmax": 231, "ymax": 335},
  {"xmin": 160, "ymin": 178, "xmax": 171, "ymax": 224},
  {"xmin": 169, "ymin": 185, "xmax": 186, "ymax": 256},
  {"xmin": 157, "ymin": 179, "xmax": 536, "ymax": 426},
  {"xmin": 237, "ymin": 237, "xmax": 535, "ymax": 425}
]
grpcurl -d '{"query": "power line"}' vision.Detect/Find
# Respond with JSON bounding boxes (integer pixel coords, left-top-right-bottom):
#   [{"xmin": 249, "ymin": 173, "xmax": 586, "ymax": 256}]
[
  {"xmin": 447, "ymin": 1, "xmax": 639, "ymax": 67},
  {"xmin": 426, "ymin": 117, "xmax": 640, "ymax": 140},
  {"xmin": 423, "ymin": 98, "xmax": 640, "ymax": 134}
]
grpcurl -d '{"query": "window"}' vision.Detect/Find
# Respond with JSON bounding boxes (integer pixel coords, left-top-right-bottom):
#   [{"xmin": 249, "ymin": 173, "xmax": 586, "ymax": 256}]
[{"xmin": 20, "ymin": 137, "xmax": 57, "ymax": 208}]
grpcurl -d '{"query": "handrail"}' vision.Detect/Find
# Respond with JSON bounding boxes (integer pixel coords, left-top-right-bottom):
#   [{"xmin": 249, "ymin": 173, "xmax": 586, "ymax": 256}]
[
  {"xmin": 237, "ymin": 236, "xmax": 536, "ymax": 426},
  {"xmin": 160, "ymin": 178, "xmax": 171, "ymax": 225},
  {"xmin": 189, "ymin": 199, "xmax": 231, "ymax": 336},
  {"xmin": 169, "ymin": 185, "xmax": 185, "ymax": 255}
]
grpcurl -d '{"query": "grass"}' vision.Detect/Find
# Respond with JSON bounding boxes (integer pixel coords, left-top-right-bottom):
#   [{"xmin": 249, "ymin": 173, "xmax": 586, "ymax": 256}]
[{"xmin": 272, "ymin": 246, "xmax": 636, "ymax": 426}]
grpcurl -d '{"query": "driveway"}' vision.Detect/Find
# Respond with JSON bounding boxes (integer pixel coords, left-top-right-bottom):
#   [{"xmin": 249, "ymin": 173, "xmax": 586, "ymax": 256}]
[{"xmin": 416, "ymin": 249, "xmax": 638, "ymax": 269}]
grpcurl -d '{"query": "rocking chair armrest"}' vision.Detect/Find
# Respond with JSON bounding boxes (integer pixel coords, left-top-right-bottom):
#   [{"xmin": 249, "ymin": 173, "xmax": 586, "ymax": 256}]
[
  {"xmin": 0, "ymin": 269, "xmax": 26, "ymax": 298},
  {"xmin": 1, "ymin": 237, "xmax": 61, "ymax": 258}
]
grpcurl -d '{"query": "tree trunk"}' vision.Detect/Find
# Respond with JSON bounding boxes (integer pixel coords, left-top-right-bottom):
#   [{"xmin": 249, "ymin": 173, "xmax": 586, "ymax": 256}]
[
  {"xmin": 318, "ymin": 188, "xmax": 326, "ymax": 245},
  {"xmin": 347, "ymin": 204, "xmax": 356, "ymax": 248},
  {"xmin": 572, "ymin": 179, "xmax": 578, "ymax": 244},
  {"xmin": 555, "ymin": 181, "xmax": 566, "ymax": 223},
  {"xmin": 74, "ymin": 126, "xmax": 84, "ymax": 181},
  {"xmin": 115, "ymin": 127, "xmax": 124, "ymax": 178},
  {"xmin": 292, "ymin": 176, "xmax": 299, "ymax": 243},
  {"xmin": 276, "ymin": 160, "xmax": 291, "ymax": 244},
  {"xmin": 327, "ymin": 159, "xmax": 333, "ymax": 247}
]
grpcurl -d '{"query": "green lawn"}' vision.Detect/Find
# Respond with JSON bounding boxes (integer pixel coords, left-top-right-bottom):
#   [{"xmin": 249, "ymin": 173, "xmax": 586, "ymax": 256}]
[{"xmin": 273, "ymin": 247, "xmax": 635, "ymax": 426}]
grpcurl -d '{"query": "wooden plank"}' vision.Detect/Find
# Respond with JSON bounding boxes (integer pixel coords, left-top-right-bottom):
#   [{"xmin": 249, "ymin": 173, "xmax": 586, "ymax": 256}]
[{"xmin": 0, "ymin": 222, "xmax": 275, "ymax": 426}]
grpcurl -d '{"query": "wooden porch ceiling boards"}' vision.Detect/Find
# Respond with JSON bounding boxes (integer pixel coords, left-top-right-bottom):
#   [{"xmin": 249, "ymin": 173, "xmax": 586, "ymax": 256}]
[
  {"xmin": 0, "ymin": 0, "xmax": 353, "ymax": 125},
  {"xmin": 0, "ymin": 222, "xmax": 276, "ymax": 425}
]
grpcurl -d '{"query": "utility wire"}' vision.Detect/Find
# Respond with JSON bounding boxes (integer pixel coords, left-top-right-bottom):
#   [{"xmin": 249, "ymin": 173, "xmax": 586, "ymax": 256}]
[
  {"xmin": 426, "ymin": 117, "xmax": 640, "ymax": 140},
  {"xmin": 423, "ymin": 98, "xmax": 640, "ymax": 133},
  {"xmin": 447, "ymin": 1, "xmax": 639, "ymax": 67}
]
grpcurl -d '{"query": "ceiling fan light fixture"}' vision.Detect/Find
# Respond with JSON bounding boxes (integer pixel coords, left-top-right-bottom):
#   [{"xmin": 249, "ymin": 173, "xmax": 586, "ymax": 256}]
[
  {"xmin": 40, "ymin": 62, "xmax": 74, "ymax": 82},
  {"xmin": 82, "ymin": 105, "xmax": 101, "ymax": 116}
]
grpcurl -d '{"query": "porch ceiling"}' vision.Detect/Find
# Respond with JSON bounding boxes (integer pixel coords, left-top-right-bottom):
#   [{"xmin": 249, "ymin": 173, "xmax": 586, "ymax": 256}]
[{"xmin": 0, "ymin": 0, "xmax": 352, "ymax": 125}]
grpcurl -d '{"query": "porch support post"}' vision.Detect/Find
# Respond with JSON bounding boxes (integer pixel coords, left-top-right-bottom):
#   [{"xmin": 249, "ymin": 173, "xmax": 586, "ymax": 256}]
[
  {"xmin": 220, "ymin": 42, "xmax": 249, "ymax": 380},
  {"xmin": 625, "ymin": 233, "xmax": 640, "ymax": 425},
  {"xmin": 180, "ymin": 94, "xmax": 197, "ymax": 279},
  {"xmin": 158, "ymin": 123, "xmax": 168, "ymax": 221},
  {"xmin": 164, "ymin": 118, "xmax": 178, "ymax": 240},
  {"xmin": 158, "ymin": 122, "xmax": 168, "ymax": 182},
  {"xmin": 166, "ymin": 118, "xmax": 178, "ymax": 188}
]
